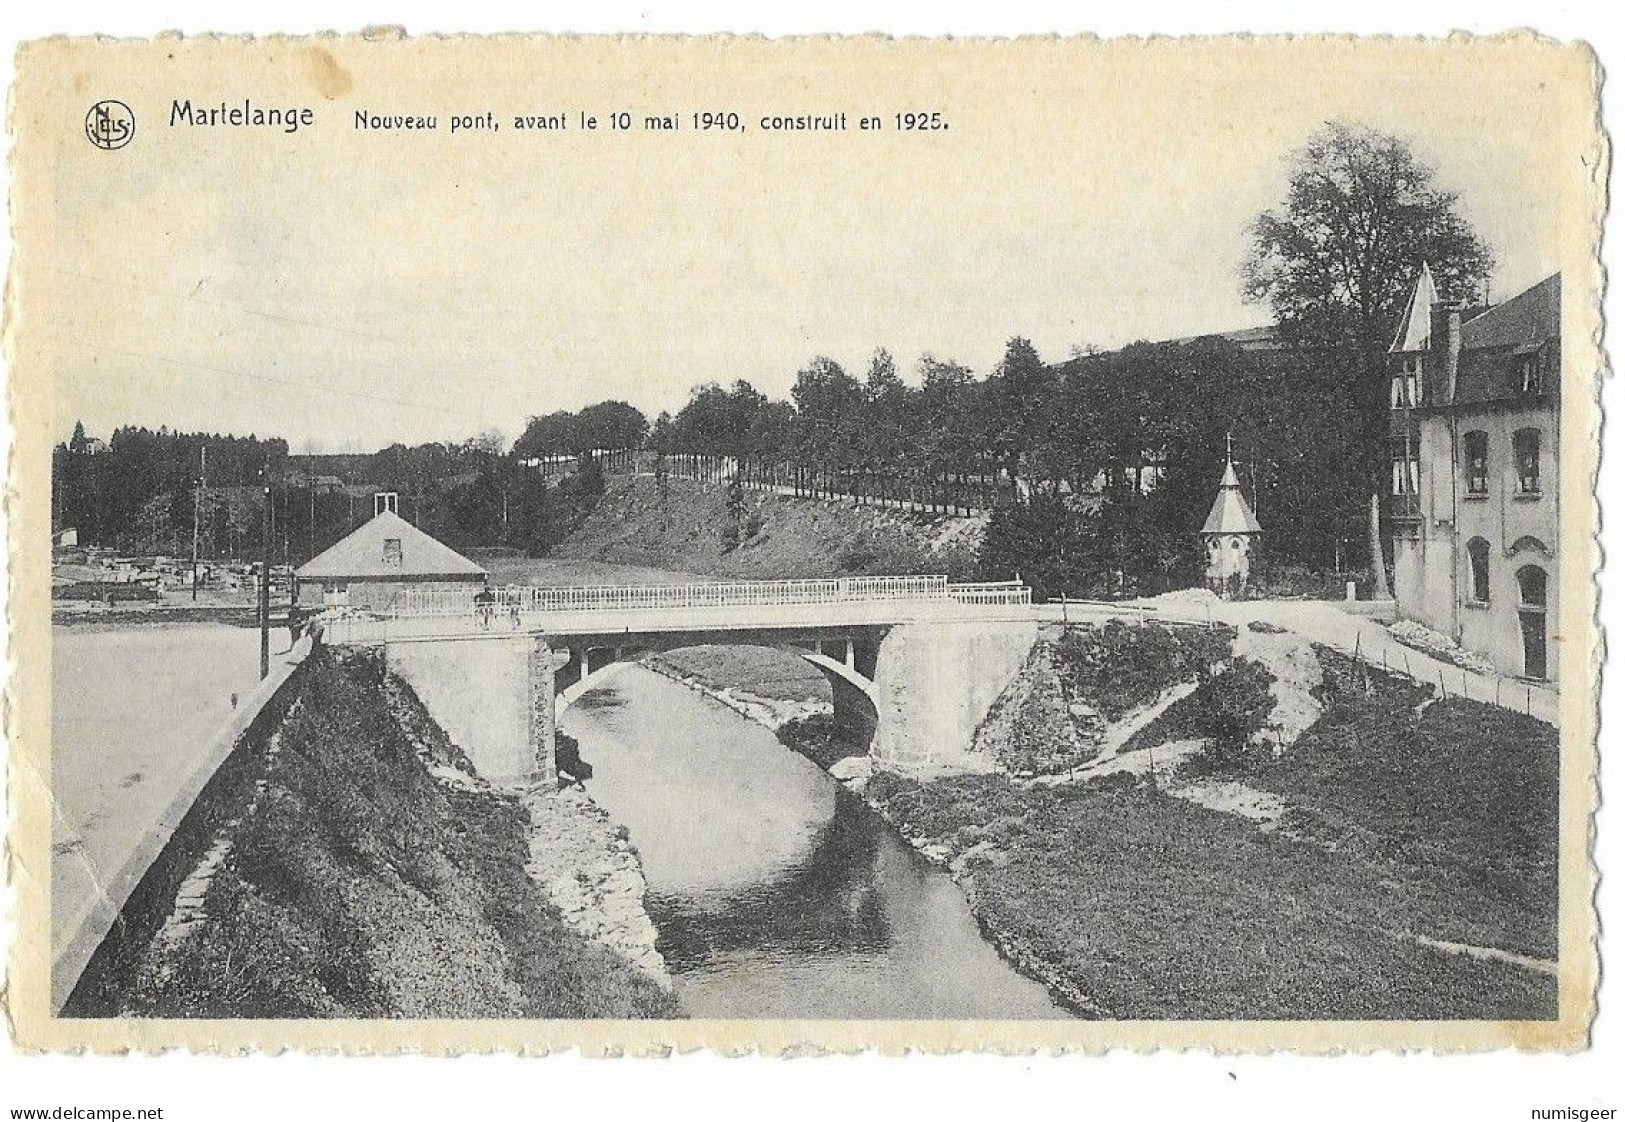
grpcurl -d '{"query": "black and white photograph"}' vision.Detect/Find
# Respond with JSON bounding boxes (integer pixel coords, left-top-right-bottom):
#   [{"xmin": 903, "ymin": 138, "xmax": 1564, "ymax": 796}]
[{"xmin": 3, "ymin": 27, "xmax": 1603, "ymax": 1066}]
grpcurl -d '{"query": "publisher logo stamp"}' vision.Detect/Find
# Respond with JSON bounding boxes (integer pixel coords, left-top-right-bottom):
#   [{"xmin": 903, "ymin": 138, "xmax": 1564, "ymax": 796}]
[{"xmin": 85, "ymin": 100, "xmax": 135, "ymax": 150}]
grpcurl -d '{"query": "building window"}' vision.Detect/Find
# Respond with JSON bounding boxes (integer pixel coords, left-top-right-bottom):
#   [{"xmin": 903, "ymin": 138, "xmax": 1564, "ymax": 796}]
[
  {"xmin": 1463, "ymin": 430, "xmax": 1489, "ymax": 495},
  {"xmin": 382, "ymin": 537, "xmax": 403, "ymax": 566},
  {"xmin": 1466, "ymin": 537, "xmax": 1491, "ymax": 604},
  {"xmin": 1514, "ymin": 428, "xmax": 1541, "ymax": 494},
  {"xmin": 1517, "ymin": 565, "xmax": 1549, "ymax": 680},
  {"xmin": 1390, "ymin": 438, "xmax": 1418, "ymax": 496},
  {"xmin": 1517, "ymin": 564, "xmax": 1547, "ymax": 609},
  {"xmin": 1390, "ymin": 435, "xmax": 1420, "ymax": 517},
  {"xmin": 1390, "ymin": 356, "xmax": 1421, "ymax": 408},
  {"xmin": 1519, "ymin": 351, "xmax": 1545, "ymax": 394}
]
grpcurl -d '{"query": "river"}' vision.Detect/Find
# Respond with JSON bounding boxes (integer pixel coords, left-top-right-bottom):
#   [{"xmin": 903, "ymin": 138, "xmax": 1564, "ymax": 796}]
[{"xmin": 563, "ymin": 666, "xmax": 1067, "ymax": 1020}]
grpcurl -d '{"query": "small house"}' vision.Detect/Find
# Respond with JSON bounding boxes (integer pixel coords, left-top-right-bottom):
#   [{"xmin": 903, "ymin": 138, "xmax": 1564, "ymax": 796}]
[{"xmin": 1201, "ymin": 454, "xmax": 1263, "ymax": 598}]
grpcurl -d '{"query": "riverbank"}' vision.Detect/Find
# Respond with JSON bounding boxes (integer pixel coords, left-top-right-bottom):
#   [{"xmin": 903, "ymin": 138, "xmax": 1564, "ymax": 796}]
[
  {"xmin": 645, "ymin": 646, "xmax": 833, "ymax": 730},
  {"xmin": 647, "ymin": 619, "xmax": 1560, "ymax": 1019},
  {"xmin": 66, "ymin": 646, "xmax": 678, "ymax": 1019},
  {"xmin": 860, "ymin": 633, "xmax": 1559, "ymax": 1019},
  {"xmin": 519, "ymin": 784, "xmax": 672, "ymax": 988}
]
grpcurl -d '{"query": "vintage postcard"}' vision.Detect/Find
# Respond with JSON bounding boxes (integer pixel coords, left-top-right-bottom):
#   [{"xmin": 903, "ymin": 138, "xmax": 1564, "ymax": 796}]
[{"xmin": 3, "ymin": 31, "xmax": 1605, "ymax": 1054}]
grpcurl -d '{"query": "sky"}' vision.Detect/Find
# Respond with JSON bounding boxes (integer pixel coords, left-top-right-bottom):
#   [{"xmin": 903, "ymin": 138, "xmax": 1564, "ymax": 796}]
[{"xmin": 21, "ymin": 35, "xmax": 1590, "ymax": 453}]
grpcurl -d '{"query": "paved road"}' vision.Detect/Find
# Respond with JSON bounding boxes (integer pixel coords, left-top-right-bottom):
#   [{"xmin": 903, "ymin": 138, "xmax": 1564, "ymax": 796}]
[
  {"xmin": 50, "ymin": 624, "xmax": 309, "ymax": 1007},
  {"xmin": 1038, "ymin": 597, "xmax": 1560, "ymax": 726}
]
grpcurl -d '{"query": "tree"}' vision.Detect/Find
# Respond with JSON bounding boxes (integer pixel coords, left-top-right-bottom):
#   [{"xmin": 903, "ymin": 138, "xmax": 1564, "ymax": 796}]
[
  {"xmin": 1243, "ymin": 120, "xmax": 1494, "ymax": 579},
  {"xmin": 790, "ymin": 357, "xmax": 865, "ymax": 494},
  {"xmin": 470, "ymin": 427, "xmax": 508, "ymax": 456},
  {"xmin": 137, "ymin": 492, "xmax": 175, "ymax": 554},
  {"xmin": 984, "ymin": 337, "xmax": 1057, "ymax": 492},
  {"xmin": 860, "ymin": 348, "xmax": 915, "ymax": 500},
  {"xmin": 1244, "ymin": 121, "xmax": 1494, "ymax": 364}
]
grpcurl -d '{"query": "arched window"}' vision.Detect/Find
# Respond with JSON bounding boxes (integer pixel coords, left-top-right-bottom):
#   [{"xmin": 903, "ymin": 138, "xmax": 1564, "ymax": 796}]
[
  {"xmin": 1514, "ymin": 428, "xmax": 1542, "ymax": 494},
  {"xmin": 1466, "ymin": 537, "xmax": 1491, "ymax": 604},
  {"xmin": 1517, "ymin": 565, "xmax": 1547, "ymax": 609},
  {"xmin": 1463, "ymin": 431, "xmax": 1490, "ymax": 495}
]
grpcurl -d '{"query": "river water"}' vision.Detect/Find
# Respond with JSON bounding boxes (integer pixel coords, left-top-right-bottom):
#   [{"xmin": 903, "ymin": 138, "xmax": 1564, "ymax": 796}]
[{"xmin": 563, "ymin": 666, "xmax": 1066, "ymax": 1020}]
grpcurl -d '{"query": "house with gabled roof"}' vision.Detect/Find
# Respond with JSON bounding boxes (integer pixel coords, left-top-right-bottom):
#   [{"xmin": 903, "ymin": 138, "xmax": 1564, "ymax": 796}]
[
  {"xmin": 1388, "ymin": 267, "xmax": 1560, "ymax": 682},
  {"xmin": 294, "ymin": 492, "xmax": 487, "ymax": 611}
]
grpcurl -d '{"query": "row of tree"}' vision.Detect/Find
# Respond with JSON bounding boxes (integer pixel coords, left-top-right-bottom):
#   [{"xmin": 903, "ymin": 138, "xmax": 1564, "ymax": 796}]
[
  {"xmin": 51, "ymin": 423, "xmax": 610, "ymax": 564},
  {"xmin": 53, "ymin": 121, "xmax": 1495, "ymax": 597}
]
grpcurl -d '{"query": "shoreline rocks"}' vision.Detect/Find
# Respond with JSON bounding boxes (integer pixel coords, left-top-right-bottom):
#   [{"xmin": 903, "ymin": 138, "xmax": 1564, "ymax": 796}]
[
  {"xmin": 517, "ymin": 784, "xmax": 673, "ymax": 990},
  {"xmin": 642, "ymin": 659, "xmax": 831, "ymax": 730}
]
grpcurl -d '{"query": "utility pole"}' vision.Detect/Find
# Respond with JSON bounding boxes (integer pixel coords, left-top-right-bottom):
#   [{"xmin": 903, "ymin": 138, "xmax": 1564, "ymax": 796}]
[
  {"xmin": 260, "ymin": 466, "xmax": 272, "ymax": 680},
  {"xmin": 192, "ymin": 445, "xmax": 206, "ymax": 601}
]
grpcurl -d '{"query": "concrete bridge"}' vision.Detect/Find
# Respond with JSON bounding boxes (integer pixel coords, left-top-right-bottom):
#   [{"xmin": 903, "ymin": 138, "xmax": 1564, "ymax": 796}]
[{"xmin": 323, "ymin": 575, "xmax": 1037, "ymax": 783}]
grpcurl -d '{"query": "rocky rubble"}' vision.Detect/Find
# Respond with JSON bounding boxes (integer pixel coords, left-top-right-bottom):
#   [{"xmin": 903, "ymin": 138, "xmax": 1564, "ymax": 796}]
[
  {"xmin": 518, "ymin": 785, "xmax": 672, "ymax": 988},
  {"xmin": 1233, "ymin": 623, "xmax": 1324, "ymax": 752},
  {"xmin": 644, "ymin": 659, "xmax": 831, "ymax": 730},
  {"xmin": 971, "ymin": 643, "xmax": 1094, "ymax": 777},
  {"xmin": 1388, "ymin": 619, "xmax": 1498, "ymax": 676}
]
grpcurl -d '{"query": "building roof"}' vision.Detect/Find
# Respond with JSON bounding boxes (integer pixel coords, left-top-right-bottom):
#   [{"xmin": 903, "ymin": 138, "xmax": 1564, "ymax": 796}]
[
  {"xmin": 1201, "ymin": 459, "xmax": 1263, "ymax": 536},
  {"xmin": 1162, "ymin": 324, "xmax": 1284, "ymax": 352},
  {"xmin": 1051, "ymin": 324, "xmax": 1283, "ymax": 379},
  {"xmin": 1389, "ymin": 263, "xmax": 1439, "ymax": 353},
  {"xmin": 1453, "ymin": 273, "xmax": 1562, "ymax": 407},
  {"xmin": 1461, "ymin": 273, "xmax": 1560, "ymax": 351},
  {"xmin": 295, "ymin": 509, "xmax": 487, "ymax": 581}
]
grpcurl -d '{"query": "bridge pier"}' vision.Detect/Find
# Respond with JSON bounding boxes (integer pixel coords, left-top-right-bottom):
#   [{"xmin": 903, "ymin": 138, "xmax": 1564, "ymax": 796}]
[
  {"xmin": 868, "ymin": 619, "xmax": 1037, "ymax": 769},
  {"xmin": 386, "ymin": 635, "xmax": 561, "ymax": 786}
]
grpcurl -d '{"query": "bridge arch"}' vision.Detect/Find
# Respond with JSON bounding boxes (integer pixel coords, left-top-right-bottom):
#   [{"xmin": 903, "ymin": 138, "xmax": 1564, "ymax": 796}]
[{"xmin": 553, "ymin": 637, "xmax": 881, "ymax": 748}]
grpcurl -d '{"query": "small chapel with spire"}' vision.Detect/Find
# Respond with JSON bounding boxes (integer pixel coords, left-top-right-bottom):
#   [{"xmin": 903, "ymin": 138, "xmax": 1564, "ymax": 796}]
[{"xmin": 1201, "ymin": 435, "xmax": 1264, "ymax": 598}]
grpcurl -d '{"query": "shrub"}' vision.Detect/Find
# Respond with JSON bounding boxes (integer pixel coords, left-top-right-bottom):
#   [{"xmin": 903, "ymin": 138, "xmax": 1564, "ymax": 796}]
[
  {"xmin": 836, "ymin": 535, "xmax": 877, "ymax": 571},
  {"xmin": 1187, "ymin": 659, "xmax": 1277, "ymax": 774},
  {"xmin": 777, "ymin": 714, "xmax": 862, "ymax": 771},
  {"xmin": 1054, "ymin": 620, "xmax": 1233, "ymax": 722}
]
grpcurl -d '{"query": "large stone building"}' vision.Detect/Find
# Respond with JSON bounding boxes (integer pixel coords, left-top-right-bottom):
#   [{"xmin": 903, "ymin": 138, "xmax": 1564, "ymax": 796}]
[
  {"xmin": 1388, "ymin": 266, "xmax": 1560, "ymax": 682},
  {"xmin": 294, "ymin": 492, "xmax": 487, "ymax": 611}
]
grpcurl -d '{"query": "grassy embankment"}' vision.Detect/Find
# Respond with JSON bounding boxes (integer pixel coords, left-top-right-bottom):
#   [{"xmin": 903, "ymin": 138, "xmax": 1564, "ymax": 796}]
[
  {"xmin": 627, "ymin": 614, "xmax": 1558, "ymax": 1019},
  {"xmin": 866, "ymin": 627, "xmax": 1559, "ymax": 1020},
  {"xmin": 69, "ymin": 646, "xmax": 679, "ymax": 1019},
  {"xmin": 549, "ymin": 474, "xmax": 985, "ymax": 581}
]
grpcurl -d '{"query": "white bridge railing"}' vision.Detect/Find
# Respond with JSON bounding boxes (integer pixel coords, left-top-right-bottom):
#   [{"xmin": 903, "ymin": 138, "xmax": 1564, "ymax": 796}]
[{"xmin": 385, "ymin": 575, "xmax": 1030, "ymax": 620}]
